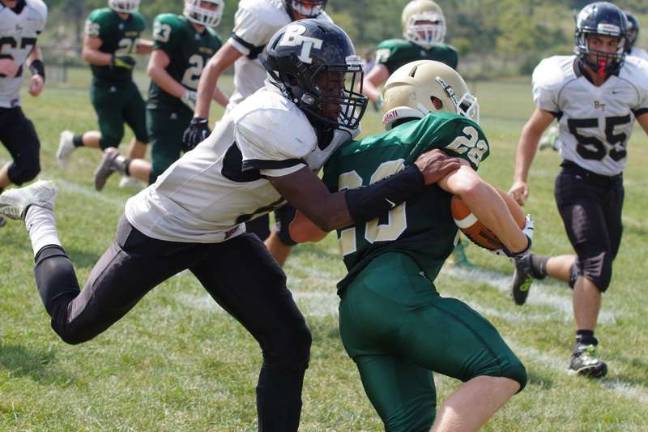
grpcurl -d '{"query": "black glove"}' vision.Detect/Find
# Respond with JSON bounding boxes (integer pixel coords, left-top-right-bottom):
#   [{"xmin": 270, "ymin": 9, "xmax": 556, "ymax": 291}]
[
  {"xmin": 111, "ymin": 54, "xmax": 136, "ymax": 70},
  {"xmin": 182, "ymin": 117, "xmax": 211, "ymax": 152}
]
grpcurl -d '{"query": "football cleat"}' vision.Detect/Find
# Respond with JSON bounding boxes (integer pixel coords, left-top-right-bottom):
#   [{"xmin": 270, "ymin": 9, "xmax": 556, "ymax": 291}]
[
  {"xmin": 0, "ymin": 180, "xmax": 57, "ymax": 220},
  {"xmin": 568, "ymin": 344, "xmax": 608, "ymax": 378},
  {"xmin": 511, "ymin": 253, "xmax": 535, "ymax": 305},
  {"xmin": 94, "ymin": 147, "xmax": 120, "ymax": 191},
  {"xmin": 57, "ymin": 130, "xmax": 76, "ymax": 169}
]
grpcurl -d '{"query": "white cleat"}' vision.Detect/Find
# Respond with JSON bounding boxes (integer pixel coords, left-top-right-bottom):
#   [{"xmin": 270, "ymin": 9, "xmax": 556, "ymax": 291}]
[
  {"xmin": 0, "ymin": 180, "xmax": 57, "ymax": 220},
  {"xmin": 57, "ymin": 130, "xmax": 76, "ymax": 169},
  {"xmin": 118, "ymin": 175, "xmax": 144, "ymax": 191}
]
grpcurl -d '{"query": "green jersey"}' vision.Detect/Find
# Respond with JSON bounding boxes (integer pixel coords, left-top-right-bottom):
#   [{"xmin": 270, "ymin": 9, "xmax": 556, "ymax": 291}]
[
  {"xmin": 323, "ymin": 113, "xmax": 489, "ymax": 292},
  {"xmin": 85, "ymin": 8, "xmax": 146, "ymax": 84},
  {"xmin": 374, "ymin": 39, "xmax": 458, "ymax": 74},
  {"xmin": 147, "ymin": 14, "xmax": 222, "ymax": 111}
]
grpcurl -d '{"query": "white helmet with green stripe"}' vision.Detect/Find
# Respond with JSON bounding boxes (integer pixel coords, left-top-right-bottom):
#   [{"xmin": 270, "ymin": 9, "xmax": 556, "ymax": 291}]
[
  {"xmin": 401, "ymin": 0, "xmax": 446, "ymax": 49},
  {"xmin": 108, "ymin": 0, "xmax": 140, "ymax": 13}
]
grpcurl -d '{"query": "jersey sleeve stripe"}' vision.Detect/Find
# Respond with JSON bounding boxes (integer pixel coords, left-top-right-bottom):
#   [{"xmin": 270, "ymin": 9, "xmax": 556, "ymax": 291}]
[
  {"xmin": 230, "ymin": 33, "xmax": 265, "ymax": 59},
  {"xmin": 242, "ymin": 158, "xmax": 305, "ymax": 170}
]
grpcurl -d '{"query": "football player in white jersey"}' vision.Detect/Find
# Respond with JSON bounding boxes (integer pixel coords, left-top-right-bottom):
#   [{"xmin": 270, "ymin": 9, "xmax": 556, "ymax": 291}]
[
  {"xmin": 0, "ymin": 21, "xmax": 461, "ymax": 431},
  {"xmin": 508, "ymin": 2, "xmax": 648, "ymax": 378},
  {"xmin": 0, "ymin": 0, "xmax": 47, "ymax": 227},
  {"xmin": 625, "ymin": 11, "xmax": 648, "ymax": 62},
  {"xmin": 183, "ymin": 0, "xmax": 331, "ymax": 267}
]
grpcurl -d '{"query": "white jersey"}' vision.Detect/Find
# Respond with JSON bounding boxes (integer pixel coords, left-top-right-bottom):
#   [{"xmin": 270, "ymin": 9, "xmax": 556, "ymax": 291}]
[
  {"xmin": 125, "ymin": 84, "xmax": 353, "ymax": 243},
  {"xmin": 628, "ymin": 47, "xmax": 648, "ymax": 63},
  {"xmin": 226, "ymin": 0, "xmax": 331, "ymax": 112},
  {"xmin": 0, "ymin": 0, "xmax": 47, "ymax": 108},
  {"xmin": 532, "ymin": 55, "xmax": 648, "ymax": 176}
]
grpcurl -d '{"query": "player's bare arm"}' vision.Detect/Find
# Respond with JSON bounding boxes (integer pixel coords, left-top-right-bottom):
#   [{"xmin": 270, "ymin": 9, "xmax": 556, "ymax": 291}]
[
  {"xmin": 637, "ymin": 112, "xmax": 648, "ymax": 136},
  {"xmin": 270, "ymin": 148, "xmax": 461, "ymax": 232},
  {"xmin": 81, "ymin": 34, "xmax": 112, "ymax": 66},
  {"xmin": 146, "ymin": 49, "xmax": 186, "ymax": 99},
  {"xmin": 194, "ymin": 41, "xmax": 241, "ymax": 118},
  {"xmin": 135, "ymin": 38, "xmax": 154, "ymax": 54},
  {"xmin": 509, "ymin": 108, "xmax": 555, "ymax": 205},
  {"xmin": 26, "ymin": 45, "xmax": 45, "ymax": 96},
  {"xmin": 440, "ymin": 163, "xmax": 528, "ymax": 253},
  {"xmin": 362, "ymin": 64, "xmax": 389, "ymax": 102}
]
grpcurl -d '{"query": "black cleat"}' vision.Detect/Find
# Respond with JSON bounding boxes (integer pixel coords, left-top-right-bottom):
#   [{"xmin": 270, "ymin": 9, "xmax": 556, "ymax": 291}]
[
  {"xmin": 568, "ymin": 344, "xmax": 608, "ymax": 378},
  {"xmin": 511, "ymin": 253, "xmax": 535, "ymax": 305},
  {"xmin": 94, "ymin": 147, "xmax": 120, "ymax": 191}
]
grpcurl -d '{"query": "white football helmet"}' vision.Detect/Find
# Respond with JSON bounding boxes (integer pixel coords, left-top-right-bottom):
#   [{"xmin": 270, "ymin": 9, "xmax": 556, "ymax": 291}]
[
  {"xmin": 285, "ymin": 0, "xmax": 327, "ymax": 19},
  {"xmin": 108, "ymin": 0, "xmax": 140, "ymax": 13},
  {"xmin": 382, "ymin": 60, "xmax": 479, "ymax": 130},
  {"xmin": 184, "ymin": 0, "xmax": 224, "ymax": 28},
  {"xmin": 402, "ymin": 0, "xmax": 446, "ymax": 49}
]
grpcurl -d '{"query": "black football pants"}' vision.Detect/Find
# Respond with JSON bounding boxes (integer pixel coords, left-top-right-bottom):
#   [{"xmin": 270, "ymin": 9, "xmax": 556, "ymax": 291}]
[{"xmin": 33, "ymin": 217, "xmax": 311, "ymax": 431}]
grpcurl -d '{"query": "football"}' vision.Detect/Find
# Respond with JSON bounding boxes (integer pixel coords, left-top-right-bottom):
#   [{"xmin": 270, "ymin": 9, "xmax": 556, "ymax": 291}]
[{"xmin": 450, "ymin": 189, "xmax": 525, "ymax": 250}]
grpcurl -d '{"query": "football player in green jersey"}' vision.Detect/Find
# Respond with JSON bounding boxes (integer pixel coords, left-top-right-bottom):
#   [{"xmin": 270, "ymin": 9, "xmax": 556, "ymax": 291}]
[
  {"xmin": 363, "ymin": 0, "xmax": 467, "ymax": 266},
  {"xmin": 363, "ymin": 0, "xmax": 458, "ymax": 107},
  {"xmin": 56, "ymin": 0, "xmax": 152, "ymax": 185},
  {"xmin": 291, "ymin": 61, "xmax": 531, "ymax": 432},
  {"xmin": 93, "ymin": 0, "xmax": 227, "ymax": 190}
]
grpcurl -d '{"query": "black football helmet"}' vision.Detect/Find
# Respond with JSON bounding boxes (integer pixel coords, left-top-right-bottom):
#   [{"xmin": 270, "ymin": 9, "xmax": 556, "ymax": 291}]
[
  {"xmin": 574, "ymin": 2, "xmax": 627, "ymax": 76},
  {"xmin": 264, "ymin": 19, "xmax": 368, "ymax": 131},
  {"xmin": 624, "ymin": 11, "xmax": 639, "ymax": 53},
  {"xmin": 284, "ymin": 0, "xmax": 327, "ymax": 19}
]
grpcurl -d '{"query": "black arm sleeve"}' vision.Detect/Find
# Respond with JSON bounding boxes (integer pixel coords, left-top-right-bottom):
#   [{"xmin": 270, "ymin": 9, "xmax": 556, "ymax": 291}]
[{"xmin": 344, "ymin": 165, "xmax": 425, "ymax": 224}]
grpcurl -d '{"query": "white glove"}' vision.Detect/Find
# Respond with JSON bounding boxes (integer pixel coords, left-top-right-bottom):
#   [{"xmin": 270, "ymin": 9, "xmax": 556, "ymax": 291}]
[{"xmin": 181, "ymin": 89, "xmax": 197, "ymax": 110}]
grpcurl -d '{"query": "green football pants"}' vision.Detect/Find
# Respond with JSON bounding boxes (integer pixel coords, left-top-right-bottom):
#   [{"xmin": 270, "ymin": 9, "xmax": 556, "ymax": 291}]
[
  {"xmin": 90, "ymin": 80, "xmax": 148, "ymax": 149},
  {"xmin": 146, "ymin": 107, "xmax": 193, "ymax": 184},
  {"xmin": 339, "ymin": 252, "xmax": 526, "ymax": 432}
]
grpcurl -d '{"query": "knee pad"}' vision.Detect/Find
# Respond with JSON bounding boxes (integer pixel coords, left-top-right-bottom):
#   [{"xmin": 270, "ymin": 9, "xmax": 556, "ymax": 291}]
[
  {"xmin": 274, "ymin": 205, "xmax": 298, "ymax": 246},
  {"xmin": 264, "ymin": 319, "xmax": 312, "ymax": 372},
  {"xmin": 575, "ymin": 252, "xmax": 612, "ymax": 292},
  {"xmin": 8, "ymin": 160, "xmax": 40, "ymax": 185}
]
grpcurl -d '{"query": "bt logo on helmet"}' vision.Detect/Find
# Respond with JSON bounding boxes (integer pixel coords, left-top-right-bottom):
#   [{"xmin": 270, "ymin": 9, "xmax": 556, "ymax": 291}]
[{"xmin": 279, "ymin": 24, "xmax": 323, "ymax": 64}]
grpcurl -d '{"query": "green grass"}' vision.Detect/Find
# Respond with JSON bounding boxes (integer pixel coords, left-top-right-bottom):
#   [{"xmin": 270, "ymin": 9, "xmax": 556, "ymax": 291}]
[{"xmin": 2, "ymin": 68, "xmax": 648, "ymax": 431}]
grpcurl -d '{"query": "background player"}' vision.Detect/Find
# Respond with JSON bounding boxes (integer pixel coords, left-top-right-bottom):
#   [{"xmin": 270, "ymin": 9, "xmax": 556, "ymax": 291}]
[
  {"xmin": 508, "ymin": 2, "xmax": 648, "ymax": 378},
  {"xmin": 94, "ymin": 0, "xmax": 226, "ymax": 190},
  {"xmin": 56, "ymin": 0, "xmax": 152, "ymax": 187},
  {"xmin": 183, "ymin": 0, "xmax": 331, "ymax": 266},
  {"xmin": 291, "ymin": 60, "xmax": 530, "ymax": 432},
  {"xmin": 0, "ymin": 0, "xmax": 47, "ymax": 226},
  {"xmin": 625, "ymin": 10, "xmax": 648, "ymax": 62}
]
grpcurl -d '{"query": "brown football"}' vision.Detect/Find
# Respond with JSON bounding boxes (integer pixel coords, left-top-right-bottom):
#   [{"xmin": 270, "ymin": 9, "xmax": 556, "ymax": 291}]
[{"xmin": 450, "ymin": 189, "xmax": 525, "ymax": 251}]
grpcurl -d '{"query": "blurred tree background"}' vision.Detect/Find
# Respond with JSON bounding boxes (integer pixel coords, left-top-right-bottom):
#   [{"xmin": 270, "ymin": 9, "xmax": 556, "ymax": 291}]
[{"xmin": 42, "ymin": 0, "xmax": 648, "ymax": 79}]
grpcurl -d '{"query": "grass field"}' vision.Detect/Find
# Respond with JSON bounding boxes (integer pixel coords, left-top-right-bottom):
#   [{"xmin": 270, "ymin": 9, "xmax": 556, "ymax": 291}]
[{"xmin": 2, "ymin": 69, "xmax": 648, "ymax": 431}]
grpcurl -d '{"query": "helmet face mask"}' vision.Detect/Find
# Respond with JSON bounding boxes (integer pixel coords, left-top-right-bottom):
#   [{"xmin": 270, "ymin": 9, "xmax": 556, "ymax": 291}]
[
  {"xmin": 382, "ymin": 60, "xmax": 479, "ymax": 129},
  {"xmin": 286, "ymin": 0, "xmax": 327, "ymax": 19},
  {"xmin": 184, "ymin": 0, "xmax": 224, "ymax": 28},
  {"xmin": 264, "ymin": 21, "xmax": 368, "ymax": 130},
  {"xmin": 402, "ymin": 0, "xmax": 446, "ymax": 49},
  {"xmin": 108, "ymin": 0, "xmax": 140, "ymax": 13},
  {"xmin": 574, "ymin": 2, "xmax": 627, "ymax": 77}
]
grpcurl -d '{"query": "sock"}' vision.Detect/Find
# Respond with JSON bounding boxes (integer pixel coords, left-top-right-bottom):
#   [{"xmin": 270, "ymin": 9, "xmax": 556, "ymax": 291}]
[
  {"xmin": 25, "ymin": 205, "xmax": 61, "ymax": 256},
  {"xmin": 72, "ymin": 134, "xmax": 84, "ymax": 147},
  {"xmin": 113, "ymin": 155, "xmax": 131, "ymax": 176},
  {"xmin": 530, "ymin": 254, "xmax": 548, "ymax": 279},
  {"xmin": 576, "ymin": 330, "xmax": 598, "ymax": 346}
]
